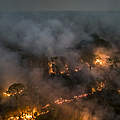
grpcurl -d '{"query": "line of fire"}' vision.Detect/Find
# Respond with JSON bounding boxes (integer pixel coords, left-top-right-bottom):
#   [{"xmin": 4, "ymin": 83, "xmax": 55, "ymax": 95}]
[{"xmin": 0, "ymin": 35, "xmax": 120, "ymax": 120}]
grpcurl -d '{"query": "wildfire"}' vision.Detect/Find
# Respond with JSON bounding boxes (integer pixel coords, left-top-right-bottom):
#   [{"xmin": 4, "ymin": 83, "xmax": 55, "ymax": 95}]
[
  {"xmin": 94, "ymin": 56, "xmax": 110, "ymax": 67},
  {"xmin": 91, "ymin": 88, "xmax": 96, "ymax": 94},
  {"xmin": 54, "ymin": 98, "xmax": 72, "ymax": 105},
  {"xmin": 3, "ymin": 92, "xmax": 11, "ymax": 97},
  {"xmin": 48, "ymin": 61, "xmax": 56, "ymax": 75},
  {"xmin": 94, "ymin": 58, "xmax": 105, "ymax": 65},
  {"xmin": 3, "ymin": 89, "xmax": 24, "ymax": 97},
  {"xmin": 8, "ymin": 105, "xmax": 50, "ymax": 120},
  {"xmin": 48, "ymin": 50, "xmax": 111, "ymax": 76},
  {"xmin": 97, "ymin": 81, "xmax": 105, "ymax": 91},
  {"xmin": 91, "ymin": 81, "xmax": 105, "ymax": 94},
  {"xmin": 94, "ymin": 49, "xmax": 110, "ymax": 67},
  {"xmin": 48, "ymin": 58, "xmax": 82, "ymax": 76},
  {"xmin": 74, "ymin": 65, "xmax": 81, "ymax": 72},
  {"xmin": 54, "ymin": 93, "xmax": 88, "ymax": 105},
  {"xmin": 7, "ymin": 92, "xmax": 89, "ymax": 120},
  {"xmin": 60, "ymin": 64, "xmax": 70, "ymax": 75},
  {"xmin": 6, "ymin": 80, "xmax": 107, "ymax": 120},
  {"xmin": 6, "ymin": 50, "xmax": 117, "ymax": 120},
  {"xmin": 3, "ymin": 83, "xmax": 25, "ymax": 98},
  {"xmin": 48, "ymin": 59, "xmax": 70, "ymax": 76}
]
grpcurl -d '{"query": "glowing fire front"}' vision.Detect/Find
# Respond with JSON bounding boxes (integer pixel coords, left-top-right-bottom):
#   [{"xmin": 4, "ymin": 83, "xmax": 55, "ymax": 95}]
[
  {"xmin": 54, "ymin": 93, "xmax": 88, "ymax": 105},
  {"xmin": 91, "ymin": 81, "xmax": 105, "ymax": 94},
  {"xmin": 6, "ymin": 81, "xmax": 108, "ymax": 120},
  {"xmin": 8, "ymin": 106, "xmax": 50, "ymax": 120},
  {"xmin": 48, "ymin": 57, "xmax": 83, "ymax": 76},
  {"xmin": 3, "ymin": 83, "xmax": 25, "ymax": 97},
  {"xmin": 5, "ymin": 49, "xmax": 120, "ymax": 120},
  {"xmin": 7, "ymin": 93, "xmax": 89, "ymax": 120},
  {"xmin": 3, "ymin": 89, "xmax": 24, "ymax": 97},
  {"xmin": 48, "ymin": 49, "xmax": 112, "ymax": 77},
  {"xmin": 48, "ymin": 61, "xmax": 56, "ymax": 74},
  {"xmin": 48, "ymin": 60, "xmax": 70, "ymax": 75},
  {"xmin": 94, "ymin": 56, "xmax": 109, "ymax": 66},
  {"xmin": 3, "ymin": 92, "xmax": 11, "ymax": 97},
  {"xmin": 94, "ymin": 49, "xmax": 111, "ymax": 67}
]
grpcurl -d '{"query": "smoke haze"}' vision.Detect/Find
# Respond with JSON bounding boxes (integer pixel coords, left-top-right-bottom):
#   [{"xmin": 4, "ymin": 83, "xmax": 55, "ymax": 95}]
[{"xmin": 0, "ymin": 12, "xmax": 120, "ymax": 120}]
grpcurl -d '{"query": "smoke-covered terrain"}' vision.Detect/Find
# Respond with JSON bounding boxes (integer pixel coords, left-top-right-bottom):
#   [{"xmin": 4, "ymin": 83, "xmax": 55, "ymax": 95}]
[{"xmin": 0, "ymin": 12, "xmax": 120, "ymax": 120}]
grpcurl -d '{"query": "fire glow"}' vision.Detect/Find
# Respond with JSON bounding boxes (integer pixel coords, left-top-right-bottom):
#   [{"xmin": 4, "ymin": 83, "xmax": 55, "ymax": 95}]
[
  {"xmin": 92, "ymin": 81, "xmax": 105, "ymax": 94},
  {"xmin": 8, "ymin": 106, "xmax": 50, "ymax": 120},
  {"xmin": 4, "ymin": 49, "xmax": 120, "ymax": 120},
  {"xmin": 94, "ymin": 49, "xmax": 111, "ymax": 67},
  {"xmin": 54, "ymin": 93, "xmax": 88, "ymax": 105},
  {"xmin": 7, "ymin": 93, "xmax": 89, "ymax": 120}
]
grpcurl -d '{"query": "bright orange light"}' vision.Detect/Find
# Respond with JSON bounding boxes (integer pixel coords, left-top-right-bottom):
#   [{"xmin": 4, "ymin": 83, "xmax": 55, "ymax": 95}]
[
  {"xmin": 48, "ymin": 61, "xmax": 56, "ymax": 74},
  {"xmin": 54, "ymin": 93, "xmax": 88, "ymax": 105},
  {"xmin": 91, "ymin": 88, "xmax": 96, "ymax": 94},
  {"xmin": 97, "ymin": 82, "xmax": 105, "ymax": 91},
  {"xmin": 74, "ymin": 68, "xmax": 79, "ymax": 72},
  {"xmin": 3, "ymin": 92, "xmax": 11, "ymax": 97},
  {"xmin": 95, "ymin": 58, "xmax": 105, "ymax": 65},
  {"xmin": 94, "ymin": 49, "xmax": 110, "ymax": 67}
]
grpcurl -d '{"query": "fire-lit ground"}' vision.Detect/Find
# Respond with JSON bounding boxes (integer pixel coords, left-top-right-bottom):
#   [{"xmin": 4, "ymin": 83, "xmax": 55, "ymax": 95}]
[
  {"xmin": 0, "ymin": 12, "xmax": 120, "ymax": 120},
  {"xmin": 0, "ymin": 53, "xmax": 120, "ymax": 120},
  {"xmin": 1, "ymin": 48, "xmax": 120, "ymax": 120}
]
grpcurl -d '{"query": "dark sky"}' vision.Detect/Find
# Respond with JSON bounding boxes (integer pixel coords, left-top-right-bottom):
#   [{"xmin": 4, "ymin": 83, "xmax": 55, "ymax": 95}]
[{"xmin": 0, "ymin": 0, "xmax": 120, "ymax": 12}]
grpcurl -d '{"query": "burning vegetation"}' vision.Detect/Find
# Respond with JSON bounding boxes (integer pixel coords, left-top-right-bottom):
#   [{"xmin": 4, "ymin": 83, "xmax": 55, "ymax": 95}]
[
  {"xmin": 0, "ymin": 13, "xmax": 120, "ymax": 120},
  {"xmin": 3, "ymin": 83, "xmax": 25, "ymax": 97},
  {"xmin": 1, "ymin": 47, "xmax": 120, "ymax": 120}
]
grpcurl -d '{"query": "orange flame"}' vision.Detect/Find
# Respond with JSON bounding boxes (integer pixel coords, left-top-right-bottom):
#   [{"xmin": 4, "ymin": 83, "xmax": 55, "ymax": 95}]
[{"xmin": 94, "ymin": 49, "xmax": 110, "ymax": 67}]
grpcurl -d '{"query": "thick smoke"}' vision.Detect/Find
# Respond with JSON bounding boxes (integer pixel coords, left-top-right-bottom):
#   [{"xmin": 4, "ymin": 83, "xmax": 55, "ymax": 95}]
[{"xmin": 0, "ymin": 12, "xmax": 120, "ymax": 120}]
